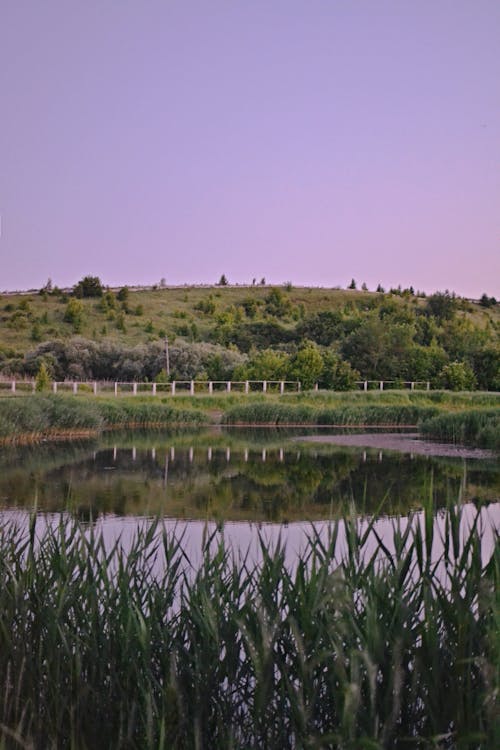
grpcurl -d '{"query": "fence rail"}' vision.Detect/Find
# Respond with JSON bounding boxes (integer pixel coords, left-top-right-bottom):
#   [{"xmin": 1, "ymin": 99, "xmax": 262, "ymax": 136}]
[{"xmin": 0, "ymin": 379, "xmax": 431, "ymax": 396}]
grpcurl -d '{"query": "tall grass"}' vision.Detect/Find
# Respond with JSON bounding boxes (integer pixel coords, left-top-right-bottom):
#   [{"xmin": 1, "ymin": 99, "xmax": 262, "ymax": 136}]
[
  {"xmin": 0, "ymin": 395, "xmax": 206, "ymax": 441},
  {"xmin": 420, "ymin": 409, "xmax": 500, "ymax": 450},
  {"xmin": 96, "ymin": 397, "xmax": 206, "ymax": 428},
  {"xmin": 0, "ymin": 508, "xmax": 497, "ymax": 748},
  {"xmin": 0, "ymin": 394, "xmax": 103, "ymax": 440},
  {"xmin": 223, "ymin": 401, "xmax": 440, "ymax": 426}
]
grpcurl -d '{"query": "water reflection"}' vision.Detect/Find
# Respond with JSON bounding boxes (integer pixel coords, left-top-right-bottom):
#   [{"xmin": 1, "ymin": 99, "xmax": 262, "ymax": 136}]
[{"xmin": 0, "ymin": 428, "xmax": 498, "ymax": 522}]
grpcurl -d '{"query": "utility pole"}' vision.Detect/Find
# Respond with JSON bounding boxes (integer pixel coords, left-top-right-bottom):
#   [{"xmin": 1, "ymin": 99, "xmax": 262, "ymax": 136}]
[{"xmin": 165, "ymin": 337, "xmax": 170, "ymax": 379}]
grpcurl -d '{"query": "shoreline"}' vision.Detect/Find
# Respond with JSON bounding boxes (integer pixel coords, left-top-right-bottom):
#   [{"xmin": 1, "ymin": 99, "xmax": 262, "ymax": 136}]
[{"xmin": 295, "ymin": 432, "xmax": 497, "ymax": 459}]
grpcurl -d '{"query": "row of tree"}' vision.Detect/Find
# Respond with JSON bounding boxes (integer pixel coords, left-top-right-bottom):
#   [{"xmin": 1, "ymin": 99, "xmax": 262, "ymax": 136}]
[{"xmin": 4, "ymin": 336, "xmax": 492, "ymax": 392}]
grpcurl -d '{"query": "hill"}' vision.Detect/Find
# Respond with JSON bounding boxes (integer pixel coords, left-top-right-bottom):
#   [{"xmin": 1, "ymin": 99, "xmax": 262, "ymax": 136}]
[{"xmin": 0, "ymin": 281, "xmax": 499, "ymax": 389}]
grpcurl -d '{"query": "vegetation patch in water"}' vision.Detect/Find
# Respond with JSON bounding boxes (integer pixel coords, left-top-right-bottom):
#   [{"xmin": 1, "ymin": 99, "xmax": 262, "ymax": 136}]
[{"xmin": 420, "ymin": 409, "xmax": 500, "ymax": 450}]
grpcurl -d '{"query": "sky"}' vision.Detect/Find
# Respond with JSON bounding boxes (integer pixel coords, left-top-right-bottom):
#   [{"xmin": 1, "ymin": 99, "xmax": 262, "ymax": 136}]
[{"xmin": 0, "ymin": 0, "xmax": 499, "ymax": 297}]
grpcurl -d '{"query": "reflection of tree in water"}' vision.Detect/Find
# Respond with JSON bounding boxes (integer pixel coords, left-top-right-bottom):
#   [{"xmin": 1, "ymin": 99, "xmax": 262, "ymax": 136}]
[
  {"xmin": 0, "ymin": 440, "xmax": 498, "ymax": 521},
  {"xmin": 186, "ymin": 451, "xmax": 485, "ymax": 521}
]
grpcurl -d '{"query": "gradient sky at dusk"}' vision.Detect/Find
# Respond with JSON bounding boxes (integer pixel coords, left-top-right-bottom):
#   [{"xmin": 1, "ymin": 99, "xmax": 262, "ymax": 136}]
[{"xmin": 1, "ymin": 0, "xmax": 499, "ymax": 297}]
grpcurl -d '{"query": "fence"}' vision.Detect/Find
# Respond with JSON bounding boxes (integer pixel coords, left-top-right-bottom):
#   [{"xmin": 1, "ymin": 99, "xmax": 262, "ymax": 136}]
[
  {"xmin": 0, "ymin": 379, "xmax": 432, "ymax": 396},
  {"xmin": 0, "ymin": 379, "xmax": 301, "ymax": 396}
]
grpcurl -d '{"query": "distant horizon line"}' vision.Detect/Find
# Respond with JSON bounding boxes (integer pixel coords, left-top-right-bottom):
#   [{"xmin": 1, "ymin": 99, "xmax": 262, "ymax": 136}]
[{"xmin": 0, "ymin": 279, "xmax": 491, "ymax": 304}]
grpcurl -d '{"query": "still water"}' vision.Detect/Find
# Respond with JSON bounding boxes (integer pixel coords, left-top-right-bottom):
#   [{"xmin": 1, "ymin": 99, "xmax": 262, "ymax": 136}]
[{"xmin": 1, "ymin": 427, "xmax": 498, "ymax": 523}]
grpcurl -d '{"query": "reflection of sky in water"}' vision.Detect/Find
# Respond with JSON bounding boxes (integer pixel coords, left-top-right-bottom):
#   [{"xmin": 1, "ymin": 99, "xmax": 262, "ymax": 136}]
[{"xmin": 1, "ymin": 503, "xmax": 498, "ymax": 578}]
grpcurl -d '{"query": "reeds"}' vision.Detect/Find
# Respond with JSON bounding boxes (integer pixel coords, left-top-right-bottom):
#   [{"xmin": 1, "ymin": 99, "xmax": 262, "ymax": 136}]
[
  {"xmin": 0, "ymin": 394, "xmax": 103, "ymax": 440},
  {"xmin": 420, "ymin": 409, "xmax": 500, "ymax": 450},
  {"xmin": 223, "ymin": 401, "xmax": 440, "ymax": 426},
  {"xmin": 0, "ymin": 508, "xmax": 497, "ymax": 748},
  {"xmin": 0, "ymin": 395, "xmax": 206, "ymax": 441}
]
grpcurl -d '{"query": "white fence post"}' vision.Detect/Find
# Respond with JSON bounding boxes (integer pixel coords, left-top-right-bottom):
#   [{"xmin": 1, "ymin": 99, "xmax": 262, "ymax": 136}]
[
  {"xmin": 208, "ymin": 381, "xmax": 213, "ymax": 395},
  {"xmin": 133, "ymin": 383, "xmax": 137, "ymax": 396},
  {"xmin": 171, "ymin": 381, "xmax": 176, "ymax": 395},
  {"xmin": 93, "ymin": 382, "xmax": 98, "ymax": 395},
  {"xmin": 263, "ymin": 380, "xmax": 267, "ymax": 393},
  {"xmin": 73, "ymin": 382, "xmax": 78, "ymax": 395},
  {"xmin": 364, "ymin": 381, "xmax": 368, "ymax": 391},
  {"xmin": 280, "ymin": 381, "xmax": 284, "ymax": 395},
  {"xmin": 11, "ymin": 381, "xmax": 15, "ymax": 393},
  {"xmin": 114, "ymin": 382, "xmax": 118, "ymax": 397},
  {"xmin": 190, "ymin": 380, "xmax": 195, "ymax": 396},
  {"xmin": 152, "ymin": 382, "xmax": 156, "ymax": 396},
  {"xmin": 226, "ymin": 381, "xmax": 231, "ymax": 393},
  {"xmin": 53, "ymin": 382, "xmax": 58, "ymax": 394},
  {"xmin": 379, "ymin": 381, "xmax": 384, "ymax": 391},
  {"xmin": 245, "ymin": 380, "xmax": 249, "ymax": 394}
]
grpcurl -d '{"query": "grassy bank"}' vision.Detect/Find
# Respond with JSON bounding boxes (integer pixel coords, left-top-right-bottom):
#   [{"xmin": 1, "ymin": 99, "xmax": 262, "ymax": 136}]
[
  {"xmin": 0, "ymin": 391, "xmax": 499, "ymax": 447},
  {"xmin": 0, "ymin": 394, "xmax": 206, "ymax": 442},
  {"xmin": 0, "ymin": 509, "xmax": 497, "ymax": 748}
]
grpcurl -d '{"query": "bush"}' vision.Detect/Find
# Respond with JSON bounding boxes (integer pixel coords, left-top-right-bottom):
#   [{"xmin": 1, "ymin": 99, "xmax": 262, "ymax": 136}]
[
  {"xmin": 63, "ymin": 298, "xmax": 84, "ymax": 332},
  {"xmin": 73, "ymin": 276, "xmax": 104, "ymax": 298},
  {"xmin": 35, "ymin": 362, "xmax": 51, "ymax": 391},
  {"xmin": 437, "ymin": 360, "xmax": 477, "ymax": 391}
]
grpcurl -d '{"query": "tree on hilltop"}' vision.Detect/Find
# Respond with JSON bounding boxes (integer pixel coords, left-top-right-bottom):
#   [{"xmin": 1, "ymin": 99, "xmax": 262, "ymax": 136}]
[{"xmin": 73, "ymin": 276, "xmax": 103, "ymax": 298}]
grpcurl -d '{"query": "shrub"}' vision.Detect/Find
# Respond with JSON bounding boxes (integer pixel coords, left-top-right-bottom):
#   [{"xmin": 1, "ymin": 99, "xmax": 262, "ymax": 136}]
[
  {"xmin": 437, "ymin": 360, "xmax": 477, "ymax": 391},
  {"xmin": 116, "ymin": 286, "xmax": 129, "ymax": 302},
  {"xmin": 63, "ymin": 299, "xmax": 84, "ymax": 331},
  {"xmin": 35, "ymin": 362, "xmax": 51, "ymax": 391},
  {"xmin": 73, "ymin": 276, "xmax": 104, "ymax": 298}
]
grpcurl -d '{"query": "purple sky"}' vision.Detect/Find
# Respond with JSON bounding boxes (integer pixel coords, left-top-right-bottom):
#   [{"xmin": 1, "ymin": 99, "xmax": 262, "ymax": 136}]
[{"xmin": 1, "ymin": 1, "xmax": 499, "ymax": 297}]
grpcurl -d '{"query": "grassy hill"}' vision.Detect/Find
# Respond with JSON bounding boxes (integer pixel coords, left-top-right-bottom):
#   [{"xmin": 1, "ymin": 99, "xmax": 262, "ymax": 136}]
[
  {"xmin": 1, "ymin": 282, "xmax": 498, "ymax": 354},
  {"xmin": 0, "ymin": 281, "xmax": 498, "ymax": 389}
]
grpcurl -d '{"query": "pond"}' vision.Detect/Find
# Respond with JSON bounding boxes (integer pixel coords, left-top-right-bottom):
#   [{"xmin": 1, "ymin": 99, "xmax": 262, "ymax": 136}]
[{"xmin": 1, "ymin": 427, "xmax": 498, "ymax": 523}]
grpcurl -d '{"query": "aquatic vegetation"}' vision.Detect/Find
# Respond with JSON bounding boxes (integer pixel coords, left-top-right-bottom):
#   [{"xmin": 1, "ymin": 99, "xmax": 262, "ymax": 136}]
[
  {"xmin": 421, "ymin": 408, "xmax": 500, "ymax": 450},
  {"xmin": 0, "ymin": 507, "xmax": 497, "ymax": 748}
]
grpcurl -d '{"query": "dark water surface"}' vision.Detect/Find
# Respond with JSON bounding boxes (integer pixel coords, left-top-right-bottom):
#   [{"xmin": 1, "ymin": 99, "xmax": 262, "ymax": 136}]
[{"xmin": 0, "ymin": 427, "xmax": 498, "ymax": 522}]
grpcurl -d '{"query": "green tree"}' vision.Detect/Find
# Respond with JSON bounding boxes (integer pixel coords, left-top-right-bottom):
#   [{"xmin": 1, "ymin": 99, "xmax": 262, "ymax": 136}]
[
  {"xmin": 239, "ymin": 349, "xmax": 289, "ymax": 381},
  {"xmin": 470, "ymin": 346, "xmax": 500, "ymax": 390},
  {"xmin": 341, "ymin": 317, "xmax": 387, "ymax": 379},
  {"xmin": 63, "ymin": 299, "xmax": 84, "ymax": 332},
  {"xmin": 35, "ymin": 362, "xmax": 51, "ymax": 391},
  {"xmin": 425, "ymin": 290, "xmax": 457, "ymax": 322},
  {"xmin": 73, "ymin": 276, "xmax": 103, "ymax": 298},
  {"xmin": 297, "ymin": 311, "xmax": 343, "ymax": 346},
  {"xmin": 217, "ymin": 274, "xmax": 228, "ymax": 286},
  {"xmin": 117, "ymin": 286, "xmax": 129, "ymax": 302},
  {"xmin": 437, "ymin": 361, "xmax": 477, "ymax": 391},
  {"xmin": 31, "ymin": 322, "xmax": 42, "ymax": 342},
  {"xmin": 265, "ymin": 287, "xmax": 291, "ymax": 317},
  {"xmin": 348, "ymin": 278, "xmax": 357, "ymax": 290},
  {"xmin": 288, "ymin": 341, "xmax": 324, "ymax": 389},
  {"xmin": 321, "ymin": 351, "xmax": 360, "ymax": 390}
]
